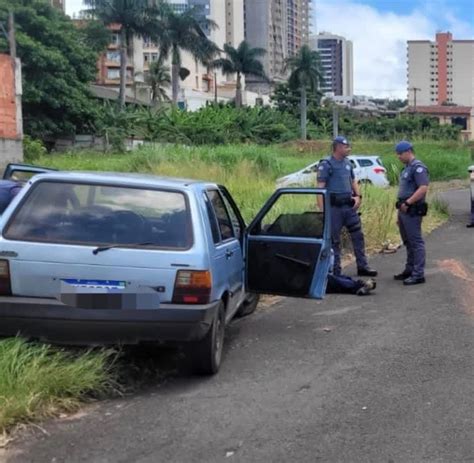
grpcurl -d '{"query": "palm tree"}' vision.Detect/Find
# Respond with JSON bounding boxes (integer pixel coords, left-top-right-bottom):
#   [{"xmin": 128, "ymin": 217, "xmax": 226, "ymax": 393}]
[
  {"xmin": 211, "ymin": 41, "xmax": 267, "ymax": 108},
  {"xmin": 151, "ymin": 7, "xmax": 219, "ymax": 107},
  {"xmin": 285, "ymin": 45, "xmax": 324, "ymax": 140},
  {"xmin": 145, "ymin": 56, "xmax": 171, "ymax": 105},
  {"xmin": 84, "ymin": 0, "xmax": 166, "ymax": 107}
]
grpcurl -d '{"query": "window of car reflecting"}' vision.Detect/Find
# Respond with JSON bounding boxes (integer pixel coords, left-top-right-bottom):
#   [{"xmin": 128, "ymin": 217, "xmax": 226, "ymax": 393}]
[
  {"xmin": 219, "ymin": 188, "xmax": 242, "ymax": 240},
  {"xmin": 250, "ymin": 192, "xmax": 325, "ymax": 239},
  {"xmin": 205, "ymin": 190, "xmax": 234, "ymax": 241},
  {"xmin": 357, "ymin": 159, "xmax": 374, "ymax": 167},
  {"xmin": 4, "ymin": 181, "xmax": 192, "ymax": 249},
  {"xmin": 203, "ymin": 192, "xmax": 221, "ymax": 244}
]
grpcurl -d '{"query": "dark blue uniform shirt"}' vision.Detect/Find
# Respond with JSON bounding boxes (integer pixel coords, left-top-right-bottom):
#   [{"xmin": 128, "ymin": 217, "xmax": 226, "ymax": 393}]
[
  {"xmin": 0, "ymin": 180, "xmax": 21, "ymax": 213},
  {"xmin": 317, "ymin": 156, "xmax": 355, "ymax": 195},
  {"xmin": 398, "ymin": 159, "xmax": 429, "ymax": 200}
]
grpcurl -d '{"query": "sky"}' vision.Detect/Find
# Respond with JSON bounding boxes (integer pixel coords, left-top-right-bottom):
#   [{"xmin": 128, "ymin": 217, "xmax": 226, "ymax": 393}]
[{"xmin": 66, "ymin": 0, "xmax": 474, "ymax": 99}]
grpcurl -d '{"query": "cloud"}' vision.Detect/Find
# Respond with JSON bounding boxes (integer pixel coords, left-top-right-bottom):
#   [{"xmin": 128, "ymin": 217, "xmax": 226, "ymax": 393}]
[{"xmin": 314, "ymin": 0, "xmax": 473, "ymax": 99}]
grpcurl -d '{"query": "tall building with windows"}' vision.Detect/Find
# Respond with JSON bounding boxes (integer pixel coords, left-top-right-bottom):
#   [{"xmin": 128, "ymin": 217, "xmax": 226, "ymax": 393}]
[
  {"xmin": 244, "ymin": 0, "xmax": 312, "ymax": 91},
  {"xmin": 407, "ymin": 32, "xmax": 474, "ymax": 107},
  {"xmin": 310, "ymin": 32, "xmax": 353, "ymax": 98}
]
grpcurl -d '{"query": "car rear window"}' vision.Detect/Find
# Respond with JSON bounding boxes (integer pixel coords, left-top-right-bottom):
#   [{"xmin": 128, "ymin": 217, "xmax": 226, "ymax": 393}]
[
  {"xmin": 4, "ymin": 181, "xmax": 193, "ymax": 249},
  {"xmin": 357, "ymin": 159, "xmax": 374, "ymax": 167}
]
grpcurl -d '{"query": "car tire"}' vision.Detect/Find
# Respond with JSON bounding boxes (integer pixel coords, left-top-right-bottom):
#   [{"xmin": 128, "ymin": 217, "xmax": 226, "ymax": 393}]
[
  {"xmin": 235, "ymin": 292, "xmax": 260, "ymax": 318},
  {"xmin": 190, "ymin": 301, "xmax": 226, "ymax": 375},
  {"xmin": 358, "ymin": 179, "xmax": 372, "ymax": 185}
]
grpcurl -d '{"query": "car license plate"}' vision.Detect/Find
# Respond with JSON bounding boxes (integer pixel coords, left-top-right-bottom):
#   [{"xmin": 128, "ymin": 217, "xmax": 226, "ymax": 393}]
[
  {"xmin": 59, "ymin": 279, "xmax": 160, "ymax": 310},
  {"xmin": 61, "ymin": 279, "xmax": 126, "ymax": 292}
]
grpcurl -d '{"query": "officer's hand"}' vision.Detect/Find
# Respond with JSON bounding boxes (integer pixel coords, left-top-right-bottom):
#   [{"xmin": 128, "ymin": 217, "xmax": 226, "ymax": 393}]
[
  {"xmin": 352, "ymin": 196, "xmax": 361, "ymax": 210},
  {"xmin": 400, "ymin": 203, "xmax": 409, "ymax": 214}
]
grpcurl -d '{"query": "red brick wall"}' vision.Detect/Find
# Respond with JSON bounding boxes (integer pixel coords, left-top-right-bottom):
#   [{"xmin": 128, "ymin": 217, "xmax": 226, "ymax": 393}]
[{"xmin": 0, "ymin": 54, "xmax": 18, "ymax": 139}]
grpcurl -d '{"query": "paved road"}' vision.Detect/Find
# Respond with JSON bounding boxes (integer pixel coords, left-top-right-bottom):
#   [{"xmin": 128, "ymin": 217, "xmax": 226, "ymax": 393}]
[{"xmin": 5, "ymin": 190, "xmax": 474, "ymax": 463}]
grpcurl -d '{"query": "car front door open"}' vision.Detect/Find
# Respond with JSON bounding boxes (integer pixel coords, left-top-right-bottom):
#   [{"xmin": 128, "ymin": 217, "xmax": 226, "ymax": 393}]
[{"xmin": 244, "ymin": 188, "xmax": 331, "ymax": 299}]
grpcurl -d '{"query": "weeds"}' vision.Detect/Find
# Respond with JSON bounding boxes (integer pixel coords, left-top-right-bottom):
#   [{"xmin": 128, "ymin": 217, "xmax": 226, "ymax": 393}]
[{"xmin": 0, "ymin": 338, "xmax": 116, "ymax": 437}]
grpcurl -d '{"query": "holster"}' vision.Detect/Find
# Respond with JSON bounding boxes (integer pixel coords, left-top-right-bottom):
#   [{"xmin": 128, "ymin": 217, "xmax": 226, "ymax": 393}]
[
  {"xmin": 396, "ymin": 199, "xmax": 428, "ymax": 216},
  {"xmin": 330, "ymin": 194, "xmax": 354, "ymax": 207}
]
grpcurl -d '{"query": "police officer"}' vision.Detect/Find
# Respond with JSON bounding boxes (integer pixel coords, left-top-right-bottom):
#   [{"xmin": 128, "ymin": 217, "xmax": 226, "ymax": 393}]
[
  {"xmin": 467, "ymin": 165, "xmax": 474, "ymax": 228},
  {"xmin": 0, "ymin": 180, "xmax": 21, "ymax": 214},
  {"xmin": 394, "ymin": 141, "xmax": 429, "ymax": 285},
  {"xmin": 317, "ymin": 136, "xmax": 377, "ymax": 277}
]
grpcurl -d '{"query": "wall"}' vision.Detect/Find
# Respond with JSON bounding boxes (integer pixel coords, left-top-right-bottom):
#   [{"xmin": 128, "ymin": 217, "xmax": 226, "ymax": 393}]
[{"xmin": 0, "ymin": 54, "xmax": 23, "ymax": 168}]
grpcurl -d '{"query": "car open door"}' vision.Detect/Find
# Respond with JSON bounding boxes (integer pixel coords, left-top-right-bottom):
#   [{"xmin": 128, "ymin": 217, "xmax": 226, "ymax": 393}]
[
  {"xmin": 3, "ymin": 163, "xmax": 56, "ymax": 183},
  {"xmin": 244, "ymin": 188, "xmax": 331, "ymax": 299}
]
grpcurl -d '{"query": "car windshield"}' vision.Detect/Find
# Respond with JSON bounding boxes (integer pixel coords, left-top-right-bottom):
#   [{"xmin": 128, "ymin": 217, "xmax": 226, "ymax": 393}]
[{"xmin": 4, "ymin": 180, "xmax": 193, "ymax": 249}]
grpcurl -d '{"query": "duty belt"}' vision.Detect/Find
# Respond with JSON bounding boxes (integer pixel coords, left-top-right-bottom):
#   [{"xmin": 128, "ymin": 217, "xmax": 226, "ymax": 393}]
[{"xmin": 330, "ymin": 194, "xmax": 354, "ymax": 207}]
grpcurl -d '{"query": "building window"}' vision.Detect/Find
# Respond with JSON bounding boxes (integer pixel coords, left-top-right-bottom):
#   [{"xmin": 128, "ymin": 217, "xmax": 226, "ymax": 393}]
[
  {"xmin": 111, "ymin": 32, "xmax": 120, "ymax": 45},
  {"xmin": 107, "ymin": 68, "xmax": 120, "ymax": 80},
  {"xmin": 106, "ymin": 51, "xmax": 121, "ymax": 63}
]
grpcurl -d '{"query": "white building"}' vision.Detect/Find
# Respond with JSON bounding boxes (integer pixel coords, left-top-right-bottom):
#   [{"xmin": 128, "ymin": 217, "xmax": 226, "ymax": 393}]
[{"xmin": 407, "ymin": 32, "xmax": 474, "ymax": 107}]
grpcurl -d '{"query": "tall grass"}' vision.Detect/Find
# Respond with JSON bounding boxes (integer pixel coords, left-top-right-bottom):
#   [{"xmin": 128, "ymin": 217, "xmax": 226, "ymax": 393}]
[{"xmin": 0, "ymin": 338, "xmax": 115, "ymax": 437}]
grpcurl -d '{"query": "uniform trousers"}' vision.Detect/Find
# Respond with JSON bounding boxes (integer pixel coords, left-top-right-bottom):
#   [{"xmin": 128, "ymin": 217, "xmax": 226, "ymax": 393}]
[
  {"xmin": 330, "ymin": 205, "xmax": 368, "ymax": 275},
  {"xmin": 398, "ymin": 211, "xmax": 425, "ymax": 278}
]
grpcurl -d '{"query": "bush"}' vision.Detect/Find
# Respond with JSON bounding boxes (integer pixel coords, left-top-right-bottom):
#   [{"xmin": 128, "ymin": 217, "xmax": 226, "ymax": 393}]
[{"xmin": 23, "ymin": 136, "xmax": 47, "ymax": 162}]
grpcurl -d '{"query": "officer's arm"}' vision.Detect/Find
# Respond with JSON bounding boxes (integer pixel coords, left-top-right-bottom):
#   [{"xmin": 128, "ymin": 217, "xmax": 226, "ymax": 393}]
[
  {"xmin": 406, "ymin": 168, "xmax": 429, "ymax": 205},
  {"xmin": 317, "ymin": 180, "xmax": 326, "ymax": 210},
  {"xmin": 351, "ymin": 179, "xmax": 361, "ymax": 198},
  {"xmin": 406, "ymin": 185, "xmax": 428, "ymax": 205}
]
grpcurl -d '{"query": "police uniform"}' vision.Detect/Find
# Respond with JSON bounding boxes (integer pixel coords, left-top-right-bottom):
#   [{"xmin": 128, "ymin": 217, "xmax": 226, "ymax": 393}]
[
  {"xmin": 317, "ymin": 156, "xmax": 370, "ymax": 275},
  {"xmin": 397, "ymin": 159, "xmax": 429, "ymax": 279}
]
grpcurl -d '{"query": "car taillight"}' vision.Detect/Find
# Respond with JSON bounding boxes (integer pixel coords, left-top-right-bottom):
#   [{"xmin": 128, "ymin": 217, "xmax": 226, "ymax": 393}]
[
  {"xmin": 0, "ymin": 260, "xmax": 12, "ymax": 295},
  {"xmin": 172, "ymin": 270, "xmax": 211, "ymax": 304},
  {"xmin": 373, "ymin": 167, "xmax": 386, "ymax": 174}
]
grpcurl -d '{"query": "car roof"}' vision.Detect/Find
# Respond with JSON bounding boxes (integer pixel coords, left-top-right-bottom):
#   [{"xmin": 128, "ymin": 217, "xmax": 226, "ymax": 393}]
[
  {"xmin": 348, "ymin": 155, "xmax": 380, "ymax": 159},
  {"xmin": 28, "ymin": 171, "xmax": 214, "ymax": 189}
]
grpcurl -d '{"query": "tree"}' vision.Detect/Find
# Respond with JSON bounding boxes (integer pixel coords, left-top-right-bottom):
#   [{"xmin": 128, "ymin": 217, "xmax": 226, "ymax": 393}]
[
  {"xmin": 153, "ymin": 6, "xmax": 219, "ymax": 107},
  {"xmin": 211, "ymin": 41, "xmax": 267, "ymax": 108},
  {"xmin": 145, "ymin": 56, "xmax": 171, "ymax": 105},
  {"xmin": 81, "ymin": 20, "xmax": 112, "ymax": 53},
  {"xmin": 0, "ymin": 0, "xmax": 100, "ymax": 140},
  {"xmin": 285, "ymin": 45, "xmax": 324, "ymax": 140},
  {"xmin": 83, "ymin": 0, "xmax": 165, "ymax": 107}
]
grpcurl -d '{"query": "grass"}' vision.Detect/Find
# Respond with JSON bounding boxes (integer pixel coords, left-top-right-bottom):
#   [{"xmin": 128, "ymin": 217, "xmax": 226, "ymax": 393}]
[
  {"xmin": 0, "ymin": 338, "xmax": 115, "ymax": 441},
  {"xmin": 2, "ymin": 139, "xmax": 460, "ymax": 436}
]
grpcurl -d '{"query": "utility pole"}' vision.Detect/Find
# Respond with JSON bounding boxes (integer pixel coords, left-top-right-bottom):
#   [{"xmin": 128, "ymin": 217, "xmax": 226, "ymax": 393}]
[
  {"xmin": 332, "ymin": 105, "xmax": 339, "ymax": 138},
  {"xmin": 214, "ymin": 71, "xmax": 217, "ymax": 104},
  {"xmin": 409, "ymin": 87, "xmax": 421, "ymax": 112}
]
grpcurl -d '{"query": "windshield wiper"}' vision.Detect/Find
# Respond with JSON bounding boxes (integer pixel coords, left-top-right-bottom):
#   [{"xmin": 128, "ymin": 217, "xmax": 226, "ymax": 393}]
[{"xmin": 92, "ymin": 242, "xmax": 157, "ymax": 255}]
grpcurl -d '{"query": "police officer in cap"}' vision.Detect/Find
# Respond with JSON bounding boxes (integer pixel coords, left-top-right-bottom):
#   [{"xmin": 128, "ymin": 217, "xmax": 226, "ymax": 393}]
[
  {"xmin": 317, "ymin": 136, "xmax": 377, "ymax": 277},
  {"xmin": 394, "ymin": 141, "xmax": 429, "ymax": 285}
]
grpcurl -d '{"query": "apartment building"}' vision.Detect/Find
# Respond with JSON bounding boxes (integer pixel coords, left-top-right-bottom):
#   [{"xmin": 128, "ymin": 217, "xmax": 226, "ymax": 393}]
[
  {"xmin": 96, "ymin": 23, "xmax": 144, "ymax": 89},
  {"xmin": 407, "ymin": 32, "xmax": 474, "ymax": 107},
  {"xmin": 50, "ymin": 0, "xmax": 65, "ymax": 12},
  {"xmin": 244, "ymin": 0, "xmax": 312, "ymax": 91},
  {"xmin": 310, "ymin": 32, "xmax": 353, "ymax": 98},
  {"xmin": 143, "ymin": 0, "xmax": 245, "ymax": 108}
]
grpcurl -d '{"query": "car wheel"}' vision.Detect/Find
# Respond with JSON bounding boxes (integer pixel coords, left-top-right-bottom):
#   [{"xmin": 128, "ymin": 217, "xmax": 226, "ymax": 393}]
[
  {"xmin": 358, "ymin": 179, "xmax": 372, "ymax": 185},
  {"xmin": 235, "ymin": 292, "xmax": 260, "ymax": 318},
  {"xmin": 190, "ymin": 301, "xmax": 225, "ymax": 375}
]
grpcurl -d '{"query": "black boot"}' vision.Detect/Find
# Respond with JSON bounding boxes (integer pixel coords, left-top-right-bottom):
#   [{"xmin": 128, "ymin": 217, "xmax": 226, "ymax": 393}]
[
  {"xmin": 357, "ymin": 267, "xmax": 378, "ymax": 277},
  {"xmin": 394, "ymin": 270, "xmax": 412, "ymax": 281}
]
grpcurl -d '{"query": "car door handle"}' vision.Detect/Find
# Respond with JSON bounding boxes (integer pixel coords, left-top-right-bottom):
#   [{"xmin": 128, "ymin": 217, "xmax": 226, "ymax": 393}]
[{"xmin": 225, "ymin": 249, "xmax": 234, "ymax": 258}]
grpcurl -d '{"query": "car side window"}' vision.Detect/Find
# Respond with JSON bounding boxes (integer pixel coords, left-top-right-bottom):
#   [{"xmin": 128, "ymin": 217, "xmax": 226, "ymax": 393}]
[
  {"xmin": 357, "ymin": 159, "xmax": 374, "ymax": 167},
  {"xmin": 219, "ymin": 188, "xmax": 242, "ymax": 240},
  {"xmin": 205, "ymin": 190, "xmax": 234, "ymax": 241},
  {"xmin": 203, "ymin": 192, "xmax": 221, "ymax": 244},
  {"xmin": 349, "ymin": 159, "xmax": 357, "ymax": 168}
]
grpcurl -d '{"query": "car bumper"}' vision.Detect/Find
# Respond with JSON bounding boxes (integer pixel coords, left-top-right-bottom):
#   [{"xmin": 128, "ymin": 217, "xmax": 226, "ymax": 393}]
[{"xmin": 0, "ymin": 296, "xmax": 219, "ymax": 345}]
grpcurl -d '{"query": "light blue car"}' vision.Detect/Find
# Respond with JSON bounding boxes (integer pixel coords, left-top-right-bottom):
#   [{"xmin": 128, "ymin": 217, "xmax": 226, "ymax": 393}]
[{"xmin": 0, "ymin": 164, "xmax": 332, "ymax": 374}]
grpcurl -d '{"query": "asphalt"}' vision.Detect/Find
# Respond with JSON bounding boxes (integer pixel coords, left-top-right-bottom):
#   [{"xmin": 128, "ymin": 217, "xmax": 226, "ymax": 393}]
[{"xmin": 4, "ymin": 189, "xmax": 474, "ymax": 463}]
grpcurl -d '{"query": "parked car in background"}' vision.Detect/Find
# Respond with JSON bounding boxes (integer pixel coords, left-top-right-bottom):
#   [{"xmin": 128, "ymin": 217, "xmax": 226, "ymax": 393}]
[
  {"xmin": 0, "ymin": 164, "xmax": 332, "ymax": 375},
  {"xmin": 276, "ymin": 155, "xmax": 390, "ymax": 189}
]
